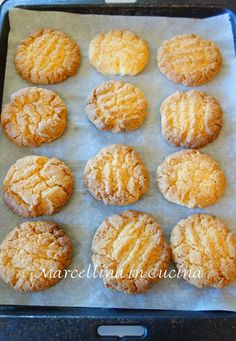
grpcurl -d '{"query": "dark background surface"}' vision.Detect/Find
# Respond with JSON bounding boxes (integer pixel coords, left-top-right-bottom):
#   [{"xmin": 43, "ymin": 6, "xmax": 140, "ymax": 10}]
[{"xmin": 1, "ymin": 1, "xmax": 236, "ymax": 340}]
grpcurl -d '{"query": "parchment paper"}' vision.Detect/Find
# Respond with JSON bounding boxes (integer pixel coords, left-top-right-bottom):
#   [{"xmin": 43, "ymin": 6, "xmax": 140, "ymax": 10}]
[{"xmin": 1, "ymin": 9, "xmax": 236, "ymax": 310}]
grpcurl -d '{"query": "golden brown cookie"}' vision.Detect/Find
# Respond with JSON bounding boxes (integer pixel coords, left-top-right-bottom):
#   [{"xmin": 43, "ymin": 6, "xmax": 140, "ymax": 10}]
[
  {"xmin": 160, "ymin": 90, "xmax": 223, "ymax": 149},
  {"xmin": 157, "ymin": 34, "xmax": 222, "ymax": 86},
  {"xmin": 3, "ymin": 155, "xmax": 73, "ymax": 217},
  {"xmin": 15, "ymin": 29, "xmax": 80, "ymax": 84},
  {"xmin": 84, "ymin": 144, "xmax": 148, "ymax": 205},
  {"xmin": 157, "ymin": 149, "xmax": 226, "ymax": 208},
  {"xmin": 0, "ymin": 221, "xmax": 73, "ymax": 292},
  {"xmin": 1, "ymin": 87, "xmax": 67, "ymax": 147},
  {"xmin": 86, "ymin": 80, "xmax": 148, "ymax": 133},
  {"xmin": 89, "ymin": 30, "xmax": 149, "ymax": 75},
  {"xmin": 170, "ymin": 214, "xmax": 236, "ymax": 288},
  {"xmin": 92, "ymin": 210, "xmax": 170, "ymax": 294}
]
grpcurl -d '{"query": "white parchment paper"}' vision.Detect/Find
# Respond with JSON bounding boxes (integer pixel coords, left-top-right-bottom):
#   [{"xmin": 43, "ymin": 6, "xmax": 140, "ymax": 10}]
[{"xmin": 0, "ymin": 9, "xmax": 236, "ymax": 310}]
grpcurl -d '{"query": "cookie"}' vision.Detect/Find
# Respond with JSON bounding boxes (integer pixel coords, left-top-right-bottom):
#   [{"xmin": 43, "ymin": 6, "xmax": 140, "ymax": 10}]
[
  {"xmin": 0, "ymin": 221, "xmax": 73, "ymax": 292},
  {"xmin": 1, "ymin": 87, "xmax": 67, "ymax": 147},
  {"xmin": 15, "ymin": 29, "xmax": 80, "ymax": 84},
  {"xmin": 84, "ymin": 144, "xmax": 148, "ymax": 205},
  {"xmin": 160, "ymin": 90, "xmax": 223, "ymax": 149},
  {"xmin": 89, "ymin": 30, "xmax": 149, "ymax": 75},
  {"xmin": 170, "ymin": 214, "xmax": 236, "ymax": 288},
  {"xmin": 86, "ymin": 80, "xmax": 148, "ymax": 133},
  {"xmin": 157, "ymin": 149, "xmax": 226, "ymax": 208},
  {"xmin": 92, "ymin": 210, "xmax": 170, "ymax": 294},
  {"xmin": 3, "ymin": 155, "xmax": 73, "ymax": 217},
  {"xmin": 157, "ymin": 34, "xmax": 222, "ymax": 86}
]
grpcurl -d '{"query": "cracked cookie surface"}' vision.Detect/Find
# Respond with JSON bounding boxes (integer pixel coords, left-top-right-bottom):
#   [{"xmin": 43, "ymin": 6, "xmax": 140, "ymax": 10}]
[
  {"xmin": 3, "ymin": 155, "xmax": 73, "ymax": 217},
  {"xmin": 86, "ymin": 80, "xmax": 148, "ymax": 133},
  {"xmin": 160, "ymin": 90, "xmax": 223, "ymax": 149},
  {"xmin": 15, "ymin": 29, "xmax": 80, "ymax": 84},
  {"xmin": 157, "ymin": 149, "xmax": 226, "ymax": 208},
  {"xmin": 92, "ymin": 210, "xmax": 170, "ymax": 294},
  {"xmin": 89, "ymin": 30, "xmax": 149, "ymax": 75},
  {"xmin": 84, "ymin": 144, "xmax": 148, "ymax": 205},
  {"xmin": 1, "ymin": 87, "xmax": 67, "ymax": 147},
  {"xmin": 157, "ymin": 34, "xmax": 222, "ymax": 86},
  {"xmin": 0, "ymin": 221, "xmax": 73, "ymax": 292},
  {"xmin": 170, "ymin": 214, "xmax": 236, "ymax": 288}
]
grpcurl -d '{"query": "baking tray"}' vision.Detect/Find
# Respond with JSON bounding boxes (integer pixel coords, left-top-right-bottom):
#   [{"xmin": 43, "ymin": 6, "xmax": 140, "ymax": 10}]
[{"xmin": 1, "ymin": 0, "xmax": 236, "ymax": 340}]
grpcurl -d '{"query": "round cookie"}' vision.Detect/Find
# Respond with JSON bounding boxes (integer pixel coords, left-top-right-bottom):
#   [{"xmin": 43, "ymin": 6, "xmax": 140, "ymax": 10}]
[
  {"xmin": 157, "ymin": 34, "xmax": 222, "ymax": 86},
  {"xmin": 0, "ymin": 221, "xmax": 73, "ymax": 292},
  {"xmin": 1, "ymin": 87, "xmax": 67, "ymax": 147},
  {"xmin": 15, "ymin": 29, "xmax": 80, "ymax": 84},
  {"xmin": 84, "ymin": 144, "xmax": 149, "ymax": 205},
  {"xmin": 89, "ymin": 30, "xmax": 149, "ymax": 76},
  {"xmin": 170, "ymin": 214, "xmax": 236, "ymax": 288},
  {"xmin": 157, "ymin": 149, "xmax": 226, "ymax": 208},
  {"xmin": 86, "ymin": 80, "xmax": 148, "ymax": 133},
  {"xmin": 160, "ymin": 90, "xmax": 223, "ymax": 149},
  {"xmin": 92, "ymin": 210, "xmax": 170, "ymax": 294},
  {"xmin": 3, "ymin": 155, "xmax": 73, "ymax": 217}
]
